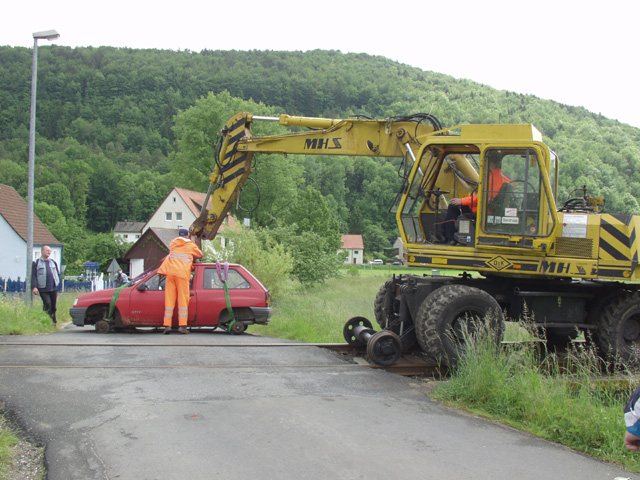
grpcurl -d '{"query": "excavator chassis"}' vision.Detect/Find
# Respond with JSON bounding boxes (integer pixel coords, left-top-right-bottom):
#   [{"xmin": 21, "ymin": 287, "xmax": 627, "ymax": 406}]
[{"xmin": 344, "ymin": 273, "xmax": 640, "ymax": 367}]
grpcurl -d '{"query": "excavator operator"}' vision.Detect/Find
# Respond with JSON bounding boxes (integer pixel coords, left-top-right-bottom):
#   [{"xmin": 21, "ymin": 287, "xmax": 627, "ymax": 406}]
[
  {"xmin": 158, "ymin": 228, "xmax": 203, "ymax": 334},
  {"xmin": 441, "ymin": 152, "xmax": 510, "ymax": 244}
]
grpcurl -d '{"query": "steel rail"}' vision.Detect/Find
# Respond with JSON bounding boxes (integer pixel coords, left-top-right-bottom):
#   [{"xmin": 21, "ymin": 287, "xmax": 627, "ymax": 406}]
[{"xmin": 0, "ymin": 342, "xmax": 436, "ymax": 376}]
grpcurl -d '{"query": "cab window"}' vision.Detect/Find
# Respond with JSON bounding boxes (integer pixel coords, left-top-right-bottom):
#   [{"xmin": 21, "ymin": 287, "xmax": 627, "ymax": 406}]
[{"xmin": 482, "ymin": 149, "xmax": 549, "ymax": 237}]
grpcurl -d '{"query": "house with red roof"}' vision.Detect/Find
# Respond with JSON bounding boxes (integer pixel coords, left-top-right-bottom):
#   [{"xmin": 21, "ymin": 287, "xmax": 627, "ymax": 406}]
[
  {"xmin": 142, "ymin": 187, "xmax": 237, "ymax": 234},
  {"xmin": 0, "ymin": 184, "xmax": 63, "ymax": 280},
  {"xmin": 125, "ymin": 187, "xmax": 237, "ymax": 277},
  {"xmin": 341, "ymin": 234, "xmax": 364, "ymax": 265}
]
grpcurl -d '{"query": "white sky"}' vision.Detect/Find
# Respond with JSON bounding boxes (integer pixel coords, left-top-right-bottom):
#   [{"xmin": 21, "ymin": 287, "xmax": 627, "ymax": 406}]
[{"xmin": 2, "ymin": 0, "xmax": 639, "ymax": 128}]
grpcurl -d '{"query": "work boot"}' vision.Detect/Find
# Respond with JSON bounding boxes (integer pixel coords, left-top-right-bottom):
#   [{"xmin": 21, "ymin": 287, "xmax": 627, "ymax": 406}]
[
  {"xmin": 178, "ymin": 326, "xmax": 189, "ymax": 334},
  {"xmin": 163, "ymin": 327, "xmax": 171, "ymax": 335}
]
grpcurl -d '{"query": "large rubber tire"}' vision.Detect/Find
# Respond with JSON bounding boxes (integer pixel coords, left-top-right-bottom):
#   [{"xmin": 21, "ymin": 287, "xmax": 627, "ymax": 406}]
[
  {"xmin": 373, "ymin": 280, "xmax": 394, "ymax": 329},
  {"xmin": 415, "ymin": 284, "xmax": 504, "ymax": 367},
  {"xmin": 594, "ymin": 293, "xmax": 640, "ymax": 365}
]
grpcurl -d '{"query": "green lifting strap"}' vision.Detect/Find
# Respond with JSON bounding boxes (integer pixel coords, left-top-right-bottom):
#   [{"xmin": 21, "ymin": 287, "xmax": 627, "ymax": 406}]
[
  {"xmin": 108, "ymin": 283, "xmax": 130, "ymax": 320},
  {"xmin": 223, "ymin": 280, "xmax": 237, "ymax": 333},
  {"xmin": 216, "ymin": 262, "xmax": 237, "ymax": 333}
]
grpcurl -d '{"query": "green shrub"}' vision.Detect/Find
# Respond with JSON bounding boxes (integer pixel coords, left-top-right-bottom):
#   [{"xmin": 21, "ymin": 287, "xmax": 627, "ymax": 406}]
[{"xmin": 202, "ymin": 226, "xmax": 294, "ymax": 299}]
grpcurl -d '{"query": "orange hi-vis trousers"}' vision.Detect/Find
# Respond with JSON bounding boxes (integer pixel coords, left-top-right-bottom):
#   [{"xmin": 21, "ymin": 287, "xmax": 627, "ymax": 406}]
[{"xmin": 163, "ymin": 275, "xmax": 190, "ymax": 327}]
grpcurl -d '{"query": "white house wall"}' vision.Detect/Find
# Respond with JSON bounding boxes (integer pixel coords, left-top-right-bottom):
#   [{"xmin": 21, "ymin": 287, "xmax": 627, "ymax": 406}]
[
  {"xmin": 0, "ymin": 218, "xmax": 63, "ymax": 279},
  {"xmin": 343, "ymin": 249, "xmax": 363, "ymax": 265},
  {"xmin": 130, "ymin": 258, "xmax": 145, "ymax": 279},
  {"xmin": 115, "ymin": 232, "xmax": 142, "ymax": 243},
  {"xmin": 143, "ymin": 191, "xmax": 195, "ymax": 234},
  {"xmin": 0, "ymin": 218, "xmax": 27, "ymax": 279}
]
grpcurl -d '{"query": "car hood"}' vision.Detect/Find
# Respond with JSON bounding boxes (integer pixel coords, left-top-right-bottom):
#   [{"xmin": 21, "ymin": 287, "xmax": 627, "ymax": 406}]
[{"xmin": 73, "ymin": 287, "xmax": 126, "ymax": 307}]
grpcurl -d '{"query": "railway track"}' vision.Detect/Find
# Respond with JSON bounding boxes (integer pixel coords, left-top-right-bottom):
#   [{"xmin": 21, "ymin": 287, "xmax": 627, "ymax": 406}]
[{"xmin": 0, "ymin": 341, "xmax": 440, "ymax": 377}]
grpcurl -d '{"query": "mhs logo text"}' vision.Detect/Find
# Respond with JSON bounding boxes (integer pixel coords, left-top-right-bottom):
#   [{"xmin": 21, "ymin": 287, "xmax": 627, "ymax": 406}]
[{"xmin": 304, "ymin": 138, "xmax": 342, "ymax": 150}]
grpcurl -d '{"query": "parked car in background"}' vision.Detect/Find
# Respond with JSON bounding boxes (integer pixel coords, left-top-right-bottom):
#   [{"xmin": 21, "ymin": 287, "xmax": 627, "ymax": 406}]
[
  {"xmin": 69, "ymin": 263, "xmax": 271, "ymax": 334},
  {"xmin": 369, "ymin": 259, "xmax": 384, "ymax": 265}
]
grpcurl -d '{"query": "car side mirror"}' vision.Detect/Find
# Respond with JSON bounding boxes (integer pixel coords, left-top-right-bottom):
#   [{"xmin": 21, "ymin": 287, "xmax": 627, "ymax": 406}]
[{"xmin": 137, "ymin": 283, "xmax": 148, "ymax": 291}]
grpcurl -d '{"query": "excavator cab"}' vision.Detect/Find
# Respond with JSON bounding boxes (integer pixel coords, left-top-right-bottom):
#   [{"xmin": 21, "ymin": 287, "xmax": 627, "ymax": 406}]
[{"xmin": 394, "ymin": 126, "xmax": 560, "ymax": 266}]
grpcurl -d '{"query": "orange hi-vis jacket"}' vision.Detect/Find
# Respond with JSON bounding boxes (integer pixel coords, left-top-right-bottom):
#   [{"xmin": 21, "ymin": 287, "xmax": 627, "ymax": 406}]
[
  {"xmin": 158, "ymin": 237, "xmax": 203, "ymax": 280},
  {"xmin": 460, "ymin": 168, "xmax": 510, "ymax": 213}
]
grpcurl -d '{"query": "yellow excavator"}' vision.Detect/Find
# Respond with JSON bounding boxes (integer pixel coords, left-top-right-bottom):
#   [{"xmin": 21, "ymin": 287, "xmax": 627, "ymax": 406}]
[{"xmin": 191, "ymin": 112, "xmax": 640, "ymax": 366}]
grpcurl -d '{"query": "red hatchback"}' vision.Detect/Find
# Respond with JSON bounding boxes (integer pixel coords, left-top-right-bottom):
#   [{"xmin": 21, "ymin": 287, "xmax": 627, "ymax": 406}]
[{"xmin": 69, "ymin": 263, "xmax": 272, "ymax": 334}]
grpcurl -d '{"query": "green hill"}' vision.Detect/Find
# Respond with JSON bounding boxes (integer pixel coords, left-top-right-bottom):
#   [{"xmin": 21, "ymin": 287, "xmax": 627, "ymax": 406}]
[{"xmin": 1, "ymin": 46, "xmax": 639, "ymax": 267}]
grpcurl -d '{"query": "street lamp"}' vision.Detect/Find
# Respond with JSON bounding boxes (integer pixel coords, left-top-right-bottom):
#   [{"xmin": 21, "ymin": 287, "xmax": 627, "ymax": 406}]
[{"xmin": 25, "ymin": 29, "xmax": 59, "ymax": 306}]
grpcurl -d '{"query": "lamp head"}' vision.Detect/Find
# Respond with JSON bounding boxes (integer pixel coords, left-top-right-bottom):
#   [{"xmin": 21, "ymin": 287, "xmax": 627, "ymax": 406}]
[{"xmin": 33, "ymin": 30, "xmax": 59, "ymax": 41}]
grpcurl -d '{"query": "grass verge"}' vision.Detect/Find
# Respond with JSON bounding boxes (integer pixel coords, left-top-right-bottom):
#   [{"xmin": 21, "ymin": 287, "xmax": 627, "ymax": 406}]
[
  {"xmin": 260, "ymin": 267, "xmax": 401, "ymax": 343},
  {"xmin": 430, "ymin": 318, "xmax": 640, "ymax": 473}
]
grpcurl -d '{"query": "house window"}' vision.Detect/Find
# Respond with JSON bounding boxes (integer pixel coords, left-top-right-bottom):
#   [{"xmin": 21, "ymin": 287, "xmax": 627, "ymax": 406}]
[
  {"xmin": 166, "ymin": 212, "xmax": 172, "ymax": 221},
  {"xmin": 176, "ymin": 212, "xmax": 182, "ymax": 221},
  {"xmin": 354, "ymin": 251, "xmax": 359, "ymax": 254}
]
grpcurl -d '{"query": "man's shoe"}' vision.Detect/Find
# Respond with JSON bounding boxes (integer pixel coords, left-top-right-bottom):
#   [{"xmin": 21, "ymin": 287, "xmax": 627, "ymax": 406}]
[
  {"xmin": 178, "ymin": 327, "xmax": 189, "ymax": 334},
  {"xmin": 163, "ymin": 327, "xmax": 171, "ymax": 335}
]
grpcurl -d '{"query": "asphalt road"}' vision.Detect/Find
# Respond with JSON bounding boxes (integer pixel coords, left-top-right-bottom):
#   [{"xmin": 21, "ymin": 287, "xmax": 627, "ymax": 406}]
[{"xmin": 0, "ymin": 326, "xmax": 635, "ymax": 480}]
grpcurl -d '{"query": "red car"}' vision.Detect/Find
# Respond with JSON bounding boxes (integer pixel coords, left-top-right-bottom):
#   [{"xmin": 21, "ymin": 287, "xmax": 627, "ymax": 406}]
[{"xmin": 69, "ymin": 263, "xmax": 272, "ymax": 334}]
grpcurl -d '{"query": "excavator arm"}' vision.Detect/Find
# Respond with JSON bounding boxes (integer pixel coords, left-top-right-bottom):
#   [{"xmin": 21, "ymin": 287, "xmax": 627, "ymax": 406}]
[{"xmin": 190, "ymin": 111, "xmax": 446, "ymax": 242}]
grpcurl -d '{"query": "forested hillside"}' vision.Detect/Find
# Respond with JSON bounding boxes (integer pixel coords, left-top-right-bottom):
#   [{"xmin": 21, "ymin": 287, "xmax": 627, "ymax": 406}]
[{"xmin": 1, "ymin": 46, "xmax": 640, "ymax": 273}]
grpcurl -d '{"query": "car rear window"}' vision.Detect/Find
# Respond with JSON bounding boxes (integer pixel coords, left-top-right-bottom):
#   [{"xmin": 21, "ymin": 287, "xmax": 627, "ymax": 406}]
[{"xmin": 203, "ymin": 268, "xmax": 251, "ymax": 289}]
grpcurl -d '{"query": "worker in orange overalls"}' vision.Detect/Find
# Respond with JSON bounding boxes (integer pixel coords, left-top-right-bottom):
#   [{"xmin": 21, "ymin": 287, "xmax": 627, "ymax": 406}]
[{"xmin": 158, "ymin": 228, "xmax": 203, "ymax": 334}]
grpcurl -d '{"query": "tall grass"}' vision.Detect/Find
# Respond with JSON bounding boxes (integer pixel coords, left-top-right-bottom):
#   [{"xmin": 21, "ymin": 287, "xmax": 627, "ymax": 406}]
[
  {"xmin": 0, "ymin": 295, "xmax": 56, "ymax": 335},
  {"xmin": 260, "ymin": 267, "xmax": 395, "ymax": 343},
  {"xmin": 431, "ymin": 317, "xmax": 640, "ymax": 472},
  {"xmin": 0, "ymin": 292, "xmax": 77, "ymax": 335}
]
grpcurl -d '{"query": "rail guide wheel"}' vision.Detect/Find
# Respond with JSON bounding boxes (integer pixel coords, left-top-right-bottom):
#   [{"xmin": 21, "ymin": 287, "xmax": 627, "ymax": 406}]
[
  {"xmin": 366, "ymin": 330, "xmax": 402, "ymax": 366},
  {"xmin": 343, "ymin": 316, "xmax": 374, "ymax": 347}
]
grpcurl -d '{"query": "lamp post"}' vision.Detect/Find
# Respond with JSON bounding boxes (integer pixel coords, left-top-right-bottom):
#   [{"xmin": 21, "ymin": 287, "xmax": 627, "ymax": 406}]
[{"xmin": 25, "ymin": 29, "xmax": 59, "ymax": 306}]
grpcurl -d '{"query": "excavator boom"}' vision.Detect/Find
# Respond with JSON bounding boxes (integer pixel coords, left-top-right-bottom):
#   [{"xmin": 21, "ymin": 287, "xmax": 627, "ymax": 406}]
[{"xmin": 190, "ymin": 112, "xmax": 444, "ymax": 241}]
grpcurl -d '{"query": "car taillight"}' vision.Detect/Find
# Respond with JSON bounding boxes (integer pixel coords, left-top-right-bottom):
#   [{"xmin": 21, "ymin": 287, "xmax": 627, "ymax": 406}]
[{"xmin": 265, "ymin": 291, "xmax": 271, "ymax": 307}]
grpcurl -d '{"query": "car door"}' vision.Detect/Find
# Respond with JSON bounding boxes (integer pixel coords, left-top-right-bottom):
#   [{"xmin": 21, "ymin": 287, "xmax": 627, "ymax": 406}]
[
  {"xmin": 195, "ymin": 266, "xmax": 253, "ymax": 326},
  {"xmin": 126, "ymin": 273, "xmax": 167, "ymax": 325},
  {"xmin": 127, "ymin": 272, "xmax": 199, "ymax": 326}
]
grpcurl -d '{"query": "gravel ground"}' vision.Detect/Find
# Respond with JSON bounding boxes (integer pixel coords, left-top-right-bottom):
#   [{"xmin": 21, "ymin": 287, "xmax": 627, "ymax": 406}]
[
  {"xmin": 1, "ymin": 412, "xmax": 45, "ymax": 480},
  {"xmin": 5, "ymin": 438, "xmax": 45, "ymax": 480}
]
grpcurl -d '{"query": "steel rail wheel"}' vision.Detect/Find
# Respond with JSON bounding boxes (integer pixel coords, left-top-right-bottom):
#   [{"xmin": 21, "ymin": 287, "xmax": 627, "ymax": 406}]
[{"xmin": 366, "ymin": 330, "xmax": 402, "ymax": 366}]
